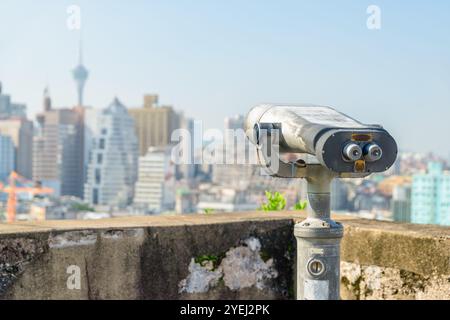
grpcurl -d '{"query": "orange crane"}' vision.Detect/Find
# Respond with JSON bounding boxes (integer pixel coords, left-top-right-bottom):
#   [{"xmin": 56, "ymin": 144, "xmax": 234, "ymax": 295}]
[{"xmin": 0, "ymin": 171, "xmax": 54, "ymax": 223}]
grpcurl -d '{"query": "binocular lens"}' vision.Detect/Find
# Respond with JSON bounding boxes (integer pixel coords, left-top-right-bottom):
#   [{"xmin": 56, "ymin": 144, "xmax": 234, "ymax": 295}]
[
  {"xmin": 343, "ymin": 143, "xmax": 362, "ymax": 161},
  {"xmin": 364, "ymin": 143, "xmax": 383, "ymax": 162}
]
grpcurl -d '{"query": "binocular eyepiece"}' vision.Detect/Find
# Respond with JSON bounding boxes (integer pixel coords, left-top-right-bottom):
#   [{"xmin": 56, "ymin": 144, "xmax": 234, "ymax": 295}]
[
  {"xmin": 343, "ymin": 143, "xmax": 362, "ymax": 162},
  {"xmin": 343, "ymin": 142, "xmax": 383, "ymax": 162}
]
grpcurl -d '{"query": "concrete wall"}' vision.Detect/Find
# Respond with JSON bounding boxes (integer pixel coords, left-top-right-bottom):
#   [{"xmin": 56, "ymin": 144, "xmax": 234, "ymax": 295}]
[{"xmin": 0, "ymin": 212, "xmax": 448, "ymax": 300}]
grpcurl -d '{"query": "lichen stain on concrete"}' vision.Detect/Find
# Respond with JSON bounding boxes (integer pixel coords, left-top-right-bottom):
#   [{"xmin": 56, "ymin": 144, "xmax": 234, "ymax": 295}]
[
  {"xmin": 178, "ymin": 237, "xmax": 278, "ymax": 294},
  {"xmin": 340, "ymin": 261, "xmax": 450, "ymax": 300},
  {"xmin": 0, "ymin": 237, "xmax": 46, "ymax": 296},
  {"xmin": 340, "ymin": 261, "xmax": 361, "ymax": 284},
  {"xmin": 362, "ymin": 265, "xmax": 383, "ymax": 291},
  {"xmin": 222, "ymin": 238, "xmax": 278, "ymax": 291},
  {"xmin": 178, "ymin": 259, "xmax": 223, "ymax": 293},
  {"xmin": 49, "ymin": 231, "xmax": 97, "ymax": 248}
]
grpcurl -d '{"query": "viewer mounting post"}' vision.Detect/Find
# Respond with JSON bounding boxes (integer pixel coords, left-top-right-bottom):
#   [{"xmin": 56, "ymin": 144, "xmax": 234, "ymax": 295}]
[{"xmin": 245, "ymin": 104, "xmax": 397, "ymax": 300}]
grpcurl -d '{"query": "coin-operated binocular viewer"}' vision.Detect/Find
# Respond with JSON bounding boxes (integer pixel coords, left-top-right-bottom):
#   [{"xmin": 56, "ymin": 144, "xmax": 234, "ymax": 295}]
[{"xmin": 245, "ymin": 104, "xmax": 397, "ymax": 300}]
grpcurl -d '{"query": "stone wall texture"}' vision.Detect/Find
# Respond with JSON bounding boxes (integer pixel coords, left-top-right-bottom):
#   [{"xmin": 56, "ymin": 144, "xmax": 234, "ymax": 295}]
[{"xmin": 0, "ymin": 212, "xmax": 448, "ymax": 300}]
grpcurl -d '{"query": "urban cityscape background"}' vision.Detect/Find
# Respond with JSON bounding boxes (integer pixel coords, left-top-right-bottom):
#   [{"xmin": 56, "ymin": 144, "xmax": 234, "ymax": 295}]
[{"xmin": 1, "ymin": 1, "xmax": 449, "ymax": 226}]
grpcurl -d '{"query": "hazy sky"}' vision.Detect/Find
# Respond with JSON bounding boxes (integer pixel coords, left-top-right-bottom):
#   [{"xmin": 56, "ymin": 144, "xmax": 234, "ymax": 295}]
[{"xmin": 0, "ymin": 0, "xmax": 449, "ymax": 157}]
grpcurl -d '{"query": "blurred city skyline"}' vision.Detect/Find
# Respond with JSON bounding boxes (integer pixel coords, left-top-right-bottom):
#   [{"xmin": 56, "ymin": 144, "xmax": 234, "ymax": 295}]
[{"xmin": 1, "ymin": 0, "xmax": 450, "ymax": 157}]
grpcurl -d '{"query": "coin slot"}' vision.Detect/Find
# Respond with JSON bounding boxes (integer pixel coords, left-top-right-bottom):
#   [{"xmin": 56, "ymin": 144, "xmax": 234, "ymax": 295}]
[{"xmin": 307, "ymin": 258, "xmax": 326, "ymax": 277}]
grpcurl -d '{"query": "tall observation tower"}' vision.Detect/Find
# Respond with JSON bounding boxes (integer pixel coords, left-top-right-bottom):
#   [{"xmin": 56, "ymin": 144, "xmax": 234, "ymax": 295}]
[{"xmin": 72, "ymin": 41, "xmax": 89, "ymax": 106}]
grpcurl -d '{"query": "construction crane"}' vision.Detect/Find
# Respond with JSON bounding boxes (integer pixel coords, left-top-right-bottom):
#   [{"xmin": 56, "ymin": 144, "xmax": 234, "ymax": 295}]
[{"xmin": 0, "ymin": 171, "xmax": 54, "ymax": 223}]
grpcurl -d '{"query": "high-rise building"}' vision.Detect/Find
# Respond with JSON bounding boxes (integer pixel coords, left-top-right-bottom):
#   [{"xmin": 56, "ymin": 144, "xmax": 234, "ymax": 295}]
[
  {"xmin": 0, "ymin": 83, "xmax": 10, "ymax": 116},
  {"xmin": 0, "ymin": 118, "xmax": 33, "ymax": 179},
  {"xmin": 72, "ymin": 43, "xmax": 89, "ymax": 106},
  {"xmin": 83, "ymin": 106, "xmax": 99, "ymax": 183},
  {"xmin": 411, "ymin": 162, "xmax": 450, "ymax": 226},
  {"xmin": 0, "ymin": 134, "xmax": 15, "ymax": 180},
  {"xmin": 128, "ymin": 94, "xmax": 180, "ymax": 156},
  {"xmin": 392, "ymin": 184, "xmax": 412, "ymax": 222},
  {"xmin": 134, "ymin": 147, "xmax": 175, "ymax": 213},
  {"xmin": 0, "ymin": 82, "xmax": 27, "ymax": 119},
  {"xmin": 0, "ymin": 83, "xmax": 33, "ymax": 179},
  {"xmin": 84, "ymin": 98, "xmax": 138, "ymax": 207},
  {"xmin": 33, "ymin": 90, "xmax": 85, "ymax": 197}
]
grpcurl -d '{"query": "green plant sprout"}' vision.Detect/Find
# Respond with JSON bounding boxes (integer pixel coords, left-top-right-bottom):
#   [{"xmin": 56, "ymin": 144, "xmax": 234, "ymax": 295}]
[
  {"xmin": 194, "ymin": 254, "xmax": 224, "ymax": 270},
  {"xmin": 260, "ymin": 191, "xmax": 286, "ymax": 211},
  {"xmin": 260, "ymin": 191, "xmax": 308, "ymax": 212},
  {"xmin": 294, "ymin": 200, "xmax": 308, "ymax": 210},
  {"xmin": 203, "ymin": 208, "xmax": 215, "ymax": 215}
]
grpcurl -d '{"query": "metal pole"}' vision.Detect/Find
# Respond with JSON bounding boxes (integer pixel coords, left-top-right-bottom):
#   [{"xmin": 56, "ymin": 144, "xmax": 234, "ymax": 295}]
[{"xmin": 294, "ymin": 166, "xmax": 343, "ymax": 300}]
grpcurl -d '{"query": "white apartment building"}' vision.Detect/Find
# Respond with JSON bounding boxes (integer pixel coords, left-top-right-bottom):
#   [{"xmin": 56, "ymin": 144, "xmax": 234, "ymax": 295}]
[
  {"xmin": 134, "ymin": 147, "xmax": 175, "ymax": 213},
  {"xmin": 84, "ymin": 98, "xmax": 138, "ymax": 207}
]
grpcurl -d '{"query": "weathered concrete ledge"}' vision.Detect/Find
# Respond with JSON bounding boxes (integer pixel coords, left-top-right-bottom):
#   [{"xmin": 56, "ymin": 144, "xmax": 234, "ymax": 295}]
[{"xmin": 0, "ymin": 212, "xmax": 449, "ymax": 300}]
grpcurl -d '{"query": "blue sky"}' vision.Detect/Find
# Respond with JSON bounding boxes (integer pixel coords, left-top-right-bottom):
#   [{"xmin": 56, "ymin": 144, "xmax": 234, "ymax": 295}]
[{"xmin": 0, "ymin": 0, "xmax": 449, "ymax": 156}]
